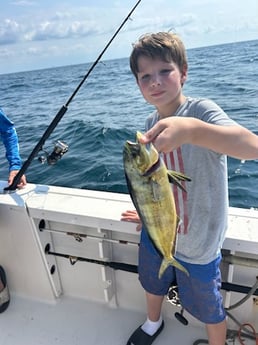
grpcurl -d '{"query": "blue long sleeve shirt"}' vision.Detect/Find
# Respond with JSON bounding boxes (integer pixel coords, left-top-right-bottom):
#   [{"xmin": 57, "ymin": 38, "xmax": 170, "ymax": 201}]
[{"xmin": 0, "ymin": 108, "xmax": 22, "ymax": 171}]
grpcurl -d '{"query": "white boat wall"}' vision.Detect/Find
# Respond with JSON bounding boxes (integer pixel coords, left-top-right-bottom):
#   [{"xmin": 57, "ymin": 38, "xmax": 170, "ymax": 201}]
[{"xmin": 0, "ymin": 180, "xmax": 258, "ymax": 345}]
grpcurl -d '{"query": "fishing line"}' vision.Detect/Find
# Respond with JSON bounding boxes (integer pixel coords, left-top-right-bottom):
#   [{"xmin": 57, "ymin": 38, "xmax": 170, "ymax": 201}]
[{"xmin": 4, "ymin": 0, "xmax": 142, "ymax": 192}]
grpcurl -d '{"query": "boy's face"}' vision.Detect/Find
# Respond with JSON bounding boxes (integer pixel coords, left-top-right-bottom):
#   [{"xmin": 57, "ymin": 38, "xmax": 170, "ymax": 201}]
[{"xmin": 136, "ymin": 56, "xmax": 187, "ymax": 116}]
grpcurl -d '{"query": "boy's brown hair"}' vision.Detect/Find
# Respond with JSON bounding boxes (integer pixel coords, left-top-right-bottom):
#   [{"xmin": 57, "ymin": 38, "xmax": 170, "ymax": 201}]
[{"xmin": 129, "ymin": 32, "xmax": 188, "ymax": 79}]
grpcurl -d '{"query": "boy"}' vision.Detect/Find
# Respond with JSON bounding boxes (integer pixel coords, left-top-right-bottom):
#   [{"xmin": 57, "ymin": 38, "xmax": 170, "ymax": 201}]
[{"xmin": 121, "ymin": 32, "xmax": 258, "ymax": 345}]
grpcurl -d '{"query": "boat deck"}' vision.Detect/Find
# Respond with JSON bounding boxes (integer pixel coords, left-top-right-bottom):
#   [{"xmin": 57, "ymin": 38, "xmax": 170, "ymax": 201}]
[{"xmin": 1, "ymin": 294, "xmax": 256, "ymax": 345}]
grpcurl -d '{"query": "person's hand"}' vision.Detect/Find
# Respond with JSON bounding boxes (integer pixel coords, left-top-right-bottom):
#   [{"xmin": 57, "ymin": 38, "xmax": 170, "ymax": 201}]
[
  {"xmin": 139, "ymin": 117, "xmax": 195, "ymax": 153},
  {"xmin": 8, "ymin": 170, "xmax": 27, "ymax": 189},
  {"xmin": 121, "ymin": 209, "xmax": 142, "ymax": 232}
]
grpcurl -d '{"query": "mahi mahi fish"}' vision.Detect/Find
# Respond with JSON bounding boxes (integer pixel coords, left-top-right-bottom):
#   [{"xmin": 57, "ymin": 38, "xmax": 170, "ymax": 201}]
[{"xmin": 123, "ymin": 131, "xmax": 190, "ymax": 278}]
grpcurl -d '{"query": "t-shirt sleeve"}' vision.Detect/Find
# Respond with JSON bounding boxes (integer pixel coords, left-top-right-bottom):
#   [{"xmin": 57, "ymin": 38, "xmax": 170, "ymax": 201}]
[{"xmin": 192, "ymin": 98, "xmax": 238, "ymax": 126}]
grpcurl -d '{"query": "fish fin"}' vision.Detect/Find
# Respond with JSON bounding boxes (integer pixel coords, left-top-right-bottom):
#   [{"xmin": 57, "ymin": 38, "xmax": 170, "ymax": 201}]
[
  {"xmin": 158, "ymin": 258, "xmax": 189, "ymax": 279},
  {"xmin": 167, "ymin": 170, "xmax": 191, "ymax": 182},
  {"xmin": 167, "ymin": 170, "xmax": 191, "ymax": 192}
]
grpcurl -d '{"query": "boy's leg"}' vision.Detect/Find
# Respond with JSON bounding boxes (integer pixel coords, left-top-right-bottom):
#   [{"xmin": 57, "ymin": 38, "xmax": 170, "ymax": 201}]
[
  {"xmin": 176, "ymin": 255, "xmax": 226, "ymax": 344},
  {"xmin": 138, "ymin": 227, "xmax": 175, "ymax": 321},
  {"xmin": 126, "ymin": 291, "xmax": 165, "ymax": 344},
  {"xmin": 206, "ymin": 320, "xmax": 227, "ymax": 345},
  {"xmin": 146, "ymin": 291, "xmax": 164, "ymax": 321},
  {"xmin": 126, "ymin": 228, "xmax": 174, "ymax": 344}
]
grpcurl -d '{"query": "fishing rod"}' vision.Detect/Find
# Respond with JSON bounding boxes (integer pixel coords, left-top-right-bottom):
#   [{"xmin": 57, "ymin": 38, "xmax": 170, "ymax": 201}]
[
  {"xmin": 45, "ymin": 246, "xmax": 258, "ymax": 296},
  {"xmin": 45, "ymin": 245, "xmax": 138, "ymax": 273},
  {"xmin": 46, "ymin": 246, "xmax": 258, "ymax": 340},
  {"xmin": 4, "ymin": 0, "xmax": 142, "ymax": 193}
]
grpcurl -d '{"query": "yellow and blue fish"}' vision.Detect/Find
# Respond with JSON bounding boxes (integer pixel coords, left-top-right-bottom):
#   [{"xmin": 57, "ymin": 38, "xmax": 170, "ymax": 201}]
[{"xmin": 123, "ymin": 131, "xmax": 190, "ymax": 278}]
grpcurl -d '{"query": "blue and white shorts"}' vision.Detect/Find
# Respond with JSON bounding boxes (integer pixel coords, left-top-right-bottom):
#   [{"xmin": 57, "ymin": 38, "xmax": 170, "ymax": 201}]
[{"xmin": 138, "ymin": 228, "xmax": 226, "ymax": 324}]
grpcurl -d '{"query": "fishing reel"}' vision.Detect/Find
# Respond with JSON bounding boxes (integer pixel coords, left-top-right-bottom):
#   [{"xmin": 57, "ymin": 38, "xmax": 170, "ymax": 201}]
[
  {"xmin": 38, "ymin": 140, "xmax": 69, "ymax": 165},
  {"xmin": 166, "ymin": 284, "xmax": 189, "ymax": 326}
]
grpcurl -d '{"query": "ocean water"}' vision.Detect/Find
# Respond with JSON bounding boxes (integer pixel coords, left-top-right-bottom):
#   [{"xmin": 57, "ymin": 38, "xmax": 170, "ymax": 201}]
[{"xmin": 0, "ymin": 39, "xmax": 258, "ymax": 209}]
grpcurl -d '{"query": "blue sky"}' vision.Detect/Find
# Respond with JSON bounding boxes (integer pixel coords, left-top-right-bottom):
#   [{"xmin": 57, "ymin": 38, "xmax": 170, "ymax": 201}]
[{"xmin": 1, "ymin": 0, "xmax": 257, "ymax": 74}]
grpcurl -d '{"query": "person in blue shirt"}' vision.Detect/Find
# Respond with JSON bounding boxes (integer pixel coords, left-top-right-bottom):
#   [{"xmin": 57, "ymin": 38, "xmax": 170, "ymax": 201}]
[
  {"xmin": 0, "ymin": 108, "xmax": 26, "ymax": 187},
  {"xmin": 0, "ymin": 107, "xmax": 26, "ymax": 313}
]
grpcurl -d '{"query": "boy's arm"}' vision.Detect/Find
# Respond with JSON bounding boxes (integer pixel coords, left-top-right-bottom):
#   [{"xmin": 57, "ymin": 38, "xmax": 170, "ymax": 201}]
[{"xmin": 140, "ymin": 117, "xmax": 258, "ymax": 160}]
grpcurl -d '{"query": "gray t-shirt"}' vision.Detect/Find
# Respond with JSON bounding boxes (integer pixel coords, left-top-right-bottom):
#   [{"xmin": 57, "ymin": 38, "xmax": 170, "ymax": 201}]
[{"xmin": 145, "ymin": 97, "xmax": 238, "ymax": 264}]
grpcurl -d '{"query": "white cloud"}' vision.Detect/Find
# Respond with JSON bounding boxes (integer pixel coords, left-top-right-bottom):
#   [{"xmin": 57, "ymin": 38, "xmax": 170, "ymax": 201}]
[
  {"xmin": 0, "ymin": 19, "xmax": 20, "ymax": 44},
  {"xmin": 0, "ymin": 0, "xmax": 257, "ymax": 74},
  {"xmin": 1, "ymin": 7, "xmax": 113, "ymax": 45}
]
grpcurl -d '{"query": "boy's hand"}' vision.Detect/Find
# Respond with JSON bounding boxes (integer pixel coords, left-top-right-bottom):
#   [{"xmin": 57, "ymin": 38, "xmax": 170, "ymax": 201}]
[
  {"xmin": 121, "ymin": 210, "xmax": 142, "ymax": 232},
  {"xmin": 139, "ymin": 117, "xmax": 194, "ymax": 153}
]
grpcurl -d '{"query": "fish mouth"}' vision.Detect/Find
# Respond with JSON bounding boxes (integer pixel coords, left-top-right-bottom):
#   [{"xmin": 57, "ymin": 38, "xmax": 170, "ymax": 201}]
[
  {"xmin": 124, "ymin": 132, "xmax": 142, "ymax": 146},
  {"xmin": 124, "ymin": 131, "xmax": 143, "ymax": 153},
  {"xmin": 124, "ymin": 139, "xmax": 141, "ymax": 158},
  {"xmin": 124, "ymin": 132, "xmax": 160, "ymax": 175},
  {"xmin": 124, "ymin": 139, "xmax": 140, "ymax": 149}
]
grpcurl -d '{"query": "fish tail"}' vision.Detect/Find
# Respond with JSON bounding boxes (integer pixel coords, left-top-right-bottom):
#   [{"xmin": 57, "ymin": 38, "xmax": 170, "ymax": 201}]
[{"xmin": 158, "ymin": 258, "xmax": 189, "ymax": 279}]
